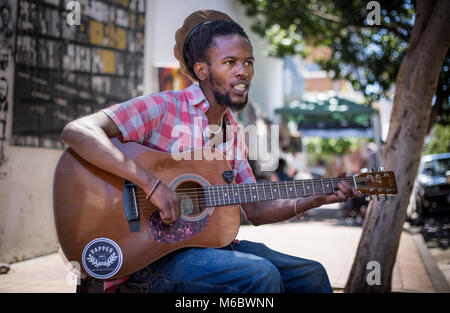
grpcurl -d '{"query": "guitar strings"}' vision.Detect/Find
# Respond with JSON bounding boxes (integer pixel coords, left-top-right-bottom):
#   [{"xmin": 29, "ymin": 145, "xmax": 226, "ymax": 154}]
[
  {"xmin": 131, "ymin": 187, "xmax": 387, "ymax": 211},
  {"xmin": 178, "ymin": 177, "xmax": 359, "ymax": 188},
  {"xmin": 132, "ymin": 181, "xmax": 376, "ymax": 209},
  {"xmin": 126, "ymin": 188, "xmax": 365, "ymax": 210},
  {"xmin": 133, "ymin": 177, "xmax": 363, "ymax": 195},
  {"xmin": 131, "ymin": 177, "xmax": 369, "ymax": 208},
  {"xmin": 134, "ymin": 182, "xmax": 364, "ymax": 201},
  {"xmin": 133, "ymin": 177, "xmax": 366, "ymax": 198}
]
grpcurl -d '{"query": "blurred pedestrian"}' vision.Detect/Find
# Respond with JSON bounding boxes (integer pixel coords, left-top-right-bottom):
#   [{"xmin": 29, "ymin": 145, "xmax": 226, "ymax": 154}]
[{"xmin": 271, "ymin": 158, "xmax": 292, "ymax": 181}]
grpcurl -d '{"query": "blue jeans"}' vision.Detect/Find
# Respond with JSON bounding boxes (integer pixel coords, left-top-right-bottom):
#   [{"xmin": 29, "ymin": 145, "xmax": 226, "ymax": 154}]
[{"xmin": 126, "ymin": 240, "xmax": 332, "ymax": 293}]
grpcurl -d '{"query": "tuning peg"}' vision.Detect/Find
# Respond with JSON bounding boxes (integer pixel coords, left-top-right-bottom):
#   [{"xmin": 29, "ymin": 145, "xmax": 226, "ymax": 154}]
[
  {"xmin": 378, "ymin": 167, "xmax": 385, "ymax": 172},
  {"xmin": 361, "ymin": 168, "xmax": 369, "ymax": 173},
  {"xmin": 366, "ymin": 195, "xmax": 381, "ymax": 201}
]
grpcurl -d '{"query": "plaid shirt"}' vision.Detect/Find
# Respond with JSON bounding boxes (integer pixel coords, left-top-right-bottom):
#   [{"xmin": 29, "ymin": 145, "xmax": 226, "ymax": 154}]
[{"xmin": 102, "ymin": 83, "xmax": 256, "ymax": 185}]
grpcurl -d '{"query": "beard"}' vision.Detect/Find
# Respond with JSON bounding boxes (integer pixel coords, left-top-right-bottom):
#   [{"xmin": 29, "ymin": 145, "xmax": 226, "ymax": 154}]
[
  {"xmin": 212, "ymin": 89, "xmax": 248, "ymax": 112},
  {"xmin": 210, "ymin": 73, "xmax": 249, "ymax": 112}
]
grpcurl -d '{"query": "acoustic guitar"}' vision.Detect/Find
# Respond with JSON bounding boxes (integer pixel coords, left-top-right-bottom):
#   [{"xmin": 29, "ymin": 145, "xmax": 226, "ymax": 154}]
[{"xmin": 53, "ymin": 138, "xmax": 397, "ymax": 280}]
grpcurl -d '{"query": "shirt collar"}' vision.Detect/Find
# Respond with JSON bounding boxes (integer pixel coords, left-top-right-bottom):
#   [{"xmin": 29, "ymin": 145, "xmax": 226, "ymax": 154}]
[{"xmin": 185, "ymin": 83, "xmax": 207, "ymax": 107}]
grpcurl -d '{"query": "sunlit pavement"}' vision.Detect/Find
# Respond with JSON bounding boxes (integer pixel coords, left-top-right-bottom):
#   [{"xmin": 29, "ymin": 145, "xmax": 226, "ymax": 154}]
[
  {"xmin": 404, "ymin": 213, "xmax": 450, "ymax": 290},
  {"xmin": 238, "ymin": 221, "xmax": 439, "ymax": 292}
]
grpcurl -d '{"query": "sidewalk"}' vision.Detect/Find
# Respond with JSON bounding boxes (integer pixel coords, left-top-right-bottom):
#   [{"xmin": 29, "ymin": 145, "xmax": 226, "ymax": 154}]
[
  {"xmin": 0, "ymin": 216, "xmax": 448, "ymax": 293},
  {"xmin": 238, "ymin": 221, "xmax": 445, "ymax": 292}
]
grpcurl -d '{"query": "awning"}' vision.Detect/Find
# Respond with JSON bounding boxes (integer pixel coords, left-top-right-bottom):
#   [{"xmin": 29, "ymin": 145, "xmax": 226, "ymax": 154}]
[{"xmin": 275, "ymin": 96, "xmax": 377, "ymax": 138}]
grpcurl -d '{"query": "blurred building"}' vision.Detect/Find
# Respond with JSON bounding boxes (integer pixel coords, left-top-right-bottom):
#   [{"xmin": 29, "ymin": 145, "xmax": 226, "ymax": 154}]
[{"xmin": 276, "ymin": 46, "xmax": 382, "ymax": 176}]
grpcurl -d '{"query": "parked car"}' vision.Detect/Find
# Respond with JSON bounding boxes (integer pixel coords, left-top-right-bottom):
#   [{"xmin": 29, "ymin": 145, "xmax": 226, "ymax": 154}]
[{"xmin": 407, "ymin": 153, "xmax": 450, "ymax": 221}]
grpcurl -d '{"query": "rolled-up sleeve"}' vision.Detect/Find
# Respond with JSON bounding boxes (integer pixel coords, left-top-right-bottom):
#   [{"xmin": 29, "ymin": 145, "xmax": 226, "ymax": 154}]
[{"xmin": 102, "ymin": 95, "xmax": 166, "ymax": 144}]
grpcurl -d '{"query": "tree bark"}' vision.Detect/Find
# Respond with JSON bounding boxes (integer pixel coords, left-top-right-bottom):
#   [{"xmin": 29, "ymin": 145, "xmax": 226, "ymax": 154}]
[{"xmin": 345, "ymin": 0, "xmax": 450, "ymax": 292}]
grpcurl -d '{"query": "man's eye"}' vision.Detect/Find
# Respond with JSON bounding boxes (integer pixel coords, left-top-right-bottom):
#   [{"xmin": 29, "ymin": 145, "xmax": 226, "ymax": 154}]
[
  {"xmin": 225, "ymin": 60, "xmax": 234, "ymax": 65},
  {"xmin": 245, "ymin": 61, "xmax": 254, "ymax": 66}
]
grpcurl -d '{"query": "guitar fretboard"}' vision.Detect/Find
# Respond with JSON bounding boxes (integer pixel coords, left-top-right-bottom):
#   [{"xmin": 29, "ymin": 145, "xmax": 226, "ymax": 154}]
[{"xmin": 203, "ymin": 177, "xmax": 356, "ymax": 207}]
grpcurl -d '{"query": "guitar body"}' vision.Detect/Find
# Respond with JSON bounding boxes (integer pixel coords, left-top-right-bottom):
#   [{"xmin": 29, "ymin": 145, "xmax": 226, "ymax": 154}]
[{"xmin": 53, "ymin": 139, "xmax": 240, "ymax": 280}]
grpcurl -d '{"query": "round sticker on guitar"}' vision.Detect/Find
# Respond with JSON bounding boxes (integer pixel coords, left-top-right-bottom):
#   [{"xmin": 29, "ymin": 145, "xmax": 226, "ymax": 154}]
[{"xmin": 82, "ymin": 238, "xmax": 123, "ymax": 279}]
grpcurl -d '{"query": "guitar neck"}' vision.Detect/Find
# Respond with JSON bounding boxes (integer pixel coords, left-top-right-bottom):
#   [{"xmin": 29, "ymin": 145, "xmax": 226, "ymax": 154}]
[{"xmin": 203, "ymin": 176, "xmax": 356, "ymax": 207}]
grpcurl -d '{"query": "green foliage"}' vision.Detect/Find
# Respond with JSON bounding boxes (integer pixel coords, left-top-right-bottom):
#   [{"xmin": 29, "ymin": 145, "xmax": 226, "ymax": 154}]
[
  {"xmin": 434, "ymin": 50, "xmax": 450, "ymax": 126},
  {"xmin": 305, "ymin": 137, "xmax": 363, "ymax": 164},
  {"xmin": 239, "ymin": 0, "xmax": 449, "ymax": 126},
  {"xmin": 239, "ymin": 0, "xmax": 415, "ymax": 103},
  {"xmin": 424, "ymin": 124, "xmax": 450, "ymax": 155}
]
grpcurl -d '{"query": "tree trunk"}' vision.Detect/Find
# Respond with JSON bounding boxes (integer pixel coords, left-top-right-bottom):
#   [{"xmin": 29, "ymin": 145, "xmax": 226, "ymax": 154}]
[{"xmin": 345, "ymin": 0, "xmax": 450, "ymax": 292}]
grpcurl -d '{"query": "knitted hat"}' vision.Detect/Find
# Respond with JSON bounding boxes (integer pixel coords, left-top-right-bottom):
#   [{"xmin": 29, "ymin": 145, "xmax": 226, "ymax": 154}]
[{"xmin": 174, "ymin": 9, "xmax": 234, "ymax": 81}]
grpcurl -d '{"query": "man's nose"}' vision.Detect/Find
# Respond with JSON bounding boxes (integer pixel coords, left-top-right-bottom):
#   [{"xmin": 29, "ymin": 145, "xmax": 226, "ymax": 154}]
[{"xmin": 236, "ymin": 62, "xmax": 249, "ymax": 79}]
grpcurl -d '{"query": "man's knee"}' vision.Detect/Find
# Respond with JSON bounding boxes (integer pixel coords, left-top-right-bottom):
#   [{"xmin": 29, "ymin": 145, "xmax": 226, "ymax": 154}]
[
  {"xmin": 244, "ymin": 258, "xmax": 283, "ymax": 292},
  {"xmin": 305, "ymin": 261, "xmax": 332, "ymax": 293}
]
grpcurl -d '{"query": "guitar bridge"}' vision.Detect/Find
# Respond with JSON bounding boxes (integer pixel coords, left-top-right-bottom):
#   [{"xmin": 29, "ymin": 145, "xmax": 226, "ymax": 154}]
[{"xmin": 123, "ymin": 180, "xmax": 141, "ymax": 232}]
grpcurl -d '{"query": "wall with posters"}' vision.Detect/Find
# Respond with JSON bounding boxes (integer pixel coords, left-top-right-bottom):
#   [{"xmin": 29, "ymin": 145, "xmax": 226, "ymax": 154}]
[
  {"xmin": 0, "ymin": 0, "xmax": 146, "ymax": 264},
  {"xmin": 13, "ymin": 0, "xmax": 145, "ymax": 148},
  {"xmin": 158, "ymin": 67, "xmax": 192, "ymax": 92},
  {"xmin": 0, "ymin": 0, "xmax": 14, "ymax": 164}
]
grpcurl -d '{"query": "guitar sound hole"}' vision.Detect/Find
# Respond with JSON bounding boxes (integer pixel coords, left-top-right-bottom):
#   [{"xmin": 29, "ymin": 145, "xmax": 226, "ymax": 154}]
[{"xmin": 175, "ymin": 181, "xmax": 206, "ymax": 217}]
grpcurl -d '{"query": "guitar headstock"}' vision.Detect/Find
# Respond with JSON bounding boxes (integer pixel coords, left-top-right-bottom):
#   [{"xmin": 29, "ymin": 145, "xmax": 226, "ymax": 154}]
[{"xmin": 354, "ymin": 167, "xmax": 398, "ymax": 200}]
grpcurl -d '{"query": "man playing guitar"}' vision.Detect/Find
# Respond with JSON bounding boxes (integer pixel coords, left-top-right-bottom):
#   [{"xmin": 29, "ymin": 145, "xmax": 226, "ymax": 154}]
[{"xmin": 61, "ymin": 10, "xmax": 360, "ymax": 293}]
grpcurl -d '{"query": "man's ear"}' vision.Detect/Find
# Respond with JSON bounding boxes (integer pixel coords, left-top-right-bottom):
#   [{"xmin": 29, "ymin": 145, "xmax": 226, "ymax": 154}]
[{"xmin": 193, "ymin": 62, "xmax": 209, "ymax": 81}]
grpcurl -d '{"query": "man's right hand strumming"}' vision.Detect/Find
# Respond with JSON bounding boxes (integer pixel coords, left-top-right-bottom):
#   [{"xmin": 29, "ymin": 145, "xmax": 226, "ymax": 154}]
[{"xmin": 144, "ymin": 176, "xmax": 181, "ymax": 225}]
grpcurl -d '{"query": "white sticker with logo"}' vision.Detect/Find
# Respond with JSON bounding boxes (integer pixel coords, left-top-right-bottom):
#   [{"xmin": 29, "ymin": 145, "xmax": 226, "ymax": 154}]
[{"xmin": 82, "ymin": 238, "xmax": 123, "ymax": 279}]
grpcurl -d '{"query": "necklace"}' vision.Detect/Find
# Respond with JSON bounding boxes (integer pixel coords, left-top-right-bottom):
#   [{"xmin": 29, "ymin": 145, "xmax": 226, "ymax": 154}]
[{"xmin": 210, "ymin": 117, "xmax": 223, "ymax": 135}]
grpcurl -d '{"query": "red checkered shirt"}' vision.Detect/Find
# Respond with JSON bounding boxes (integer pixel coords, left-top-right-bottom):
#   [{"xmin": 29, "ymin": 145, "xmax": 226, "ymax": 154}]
[
  {"xmin": 101, "ymin": 83, "xmax": 256, "ymax": 292},
  {"xmin": 103, "ymin": 83, "xmax": 256, "ymax": 185}
]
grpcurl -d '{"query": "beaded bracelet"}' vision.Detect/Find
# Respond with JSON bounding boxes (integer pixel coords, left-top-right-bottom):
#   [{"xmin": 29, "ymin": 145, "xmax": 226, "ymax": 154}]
[{"xmin": 294, "ymin": 198, "xmax": 305, "ymax": 222}]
